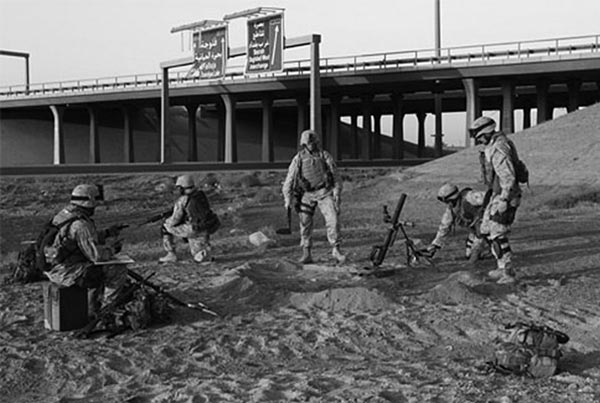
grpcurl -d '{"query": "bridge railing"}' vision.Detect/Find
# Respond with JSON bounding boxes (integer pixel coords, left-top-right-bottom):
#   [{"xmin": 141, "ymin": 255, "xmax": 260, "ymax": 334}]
[{"xmin": 1, "ymin": 34, "xmax": 598, "ymax": 98}]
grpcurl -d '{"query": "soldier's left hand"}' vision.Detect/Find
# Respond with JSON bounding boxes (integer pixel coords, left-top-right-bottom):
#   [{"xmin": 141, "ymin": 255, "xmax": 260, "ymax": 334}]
[{"xmin": 496, "ymin": 199, "xmax": 508, "ymax": 214}]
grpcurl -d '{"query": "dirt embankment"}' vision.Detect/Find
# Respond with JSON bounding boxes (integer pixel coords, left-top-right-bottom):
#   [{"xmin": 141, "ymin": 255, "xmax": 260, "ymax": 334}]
[{"xmin": 0, "ymin": 104, "xmax": 599, "ymax": 402}]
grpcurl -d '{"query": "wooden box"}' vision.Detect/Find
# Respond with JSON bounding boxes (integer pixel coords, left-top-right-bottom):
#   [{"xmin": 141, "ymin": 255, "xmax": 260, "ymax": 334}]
[{"xmin": 42, "ymin": 282, "xmax": 89, "ymax": 331}]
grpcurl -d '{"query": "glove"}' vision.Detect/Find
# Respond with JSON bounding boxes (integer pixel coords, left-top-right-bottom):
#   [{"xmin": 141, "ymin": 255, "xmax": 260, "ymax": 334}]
[
  {"xmin": 425, "ymin": 243, "xmax": 440, "ymax": 257},
  {"xmin": 495, "ymin": 199, "xmax": 508, "ymax": 214},
  {"xmin": 284, "ymin": 198, "xmax": 291, "ymax": 211}
]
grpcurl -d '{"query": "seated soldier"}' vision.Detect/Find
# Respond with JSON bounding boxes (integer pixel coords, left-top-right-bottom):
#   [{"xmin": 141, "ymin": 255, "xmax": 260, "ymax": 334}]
[
  {"xmin": 159, "ymin": 174, "xmax": 220, "ymax": 263},
  {"xmin": 44, "ymin": 184, "xmax": 127, "ymax": 314},
  {"xmin": 426, "ymin": 183, "xmax": 490, "ymax": 261}
]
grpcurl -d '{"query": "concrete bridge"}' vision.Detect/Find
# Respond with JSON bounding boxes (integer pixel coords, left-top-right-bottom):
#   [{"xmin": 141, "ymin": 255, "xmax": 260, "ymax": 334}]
[{"xmin": 1, "ymin": 34, "xmax": 599, "ymax": 170}]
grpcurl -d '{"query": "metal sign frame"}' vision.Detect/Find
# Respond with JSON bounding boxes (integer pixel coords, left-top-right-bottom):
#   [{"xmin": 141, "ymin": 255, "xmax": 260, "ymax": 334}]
[
  {"xmin": 245, "ymin": 12, "xmax": 284, "ymax": 75},
  {"xmin": 192, "ymin": 23, "xmax": 229, "ymax": 79}
]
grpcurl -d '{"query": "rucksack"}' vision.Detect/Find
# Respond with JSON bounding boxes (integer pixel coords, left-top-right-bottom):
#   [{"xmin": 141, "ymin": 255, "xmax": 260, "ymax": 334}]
[
  {"xmin": 507, "ymin": 139, "xmax": 529, "ymax": 185},
  {"xmin": 186, "ymin": 190, "xmax": 220, "ymax": 234},
  {"xmin": 489, "ymin": 322, "xmax": 569, "ymax": 378},
  {"xmin": 11, "ymin": 216, "xmax": 80, "ymax": 284}
]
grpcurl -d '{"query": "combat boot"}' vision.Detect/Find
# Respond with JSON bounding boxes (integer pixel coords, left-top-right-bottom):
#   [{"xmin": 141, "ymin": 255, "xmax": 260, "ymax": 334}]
[
  {"xmin": 332, "ymin": 246, "xmax": 346, "ymax": 264},
  {"xmin": 194, "ymin": 248, "xmax": 212, "ymax": 264},
  {"xmin": 159, "ymin": 252, "xmax": 177, "ymax": 263},
  {"xmin": 496, "ymin": 267, "xmax": 516, "ymax": 284},
  {"xmin": 298, "ymin": 247, "xmax": 313, "ymax": 264}
]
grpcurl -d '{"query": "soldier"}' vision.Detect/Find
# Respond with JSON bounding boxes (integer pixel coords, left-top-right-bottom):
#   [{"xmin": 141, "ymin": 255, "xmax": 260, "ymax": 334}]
[
  {"xmin": 282, "ymin": 129, "xmax": 346, "ymax": 264},
  {"xmin": 159, "ymin": 174, "xmax": 220, "ymax": 263},
  {"xmin": 469, "ymin": 116, "xmax": 522, "ymax": 284},
  {"xmin": 426, "ymin": 183, "xmax": 489, "ymax": 261},
  {"xmin": 44, "ymin": 184, "xmax": 127, "ymax": 313}
]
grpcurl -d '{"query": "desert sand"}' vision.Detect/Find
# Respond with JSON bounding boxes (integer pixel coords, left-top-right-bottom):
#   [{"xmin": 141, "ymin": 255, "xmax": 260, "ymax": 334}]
[{"xmin": 1, "ymin": 104, "xmax": 599, "ymax": 402}]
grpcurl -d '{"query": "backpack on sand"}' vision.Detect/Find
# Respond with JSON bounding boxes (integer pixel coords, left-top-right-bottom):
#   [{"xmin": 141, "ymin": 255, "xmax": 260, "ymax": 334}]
[
  {"xmin": 11, "ymin": 216, "xmax": 80, "ymax": 284},
  {"xmin": 488, "ymin": 322, "xmax": 569, "ymax": 378}
]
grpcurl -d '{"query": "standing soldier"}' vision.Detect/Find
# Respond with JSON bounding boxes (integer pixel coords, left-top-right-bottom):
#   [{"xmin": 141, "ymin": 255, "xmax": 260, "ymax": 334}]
[
  {"xmin": 44, "ymin": 184, "xmax": 127, "ymax": 313},
  {"xmin": 282, "ymin": 129, "xmax": 346, "ymax": 264},
  {"xmin": 159, "ymin": 174, "xmax": 220, "ymax": 263},
  {"xmin": 469, "ymin": 116, "xmax": 522, "ymax": 284},
  {"xmin": 426, "ymin": 183, "xmax": 489, "ymax": 261}
]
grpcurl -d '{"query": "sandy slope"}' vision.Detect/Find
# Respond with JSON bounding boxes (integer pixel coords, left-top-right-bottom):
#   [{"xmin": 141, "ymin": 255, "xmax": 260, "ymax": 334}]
[{"xmin": 0, "ymin": 104, "xmax": 599, "ymax": 403}]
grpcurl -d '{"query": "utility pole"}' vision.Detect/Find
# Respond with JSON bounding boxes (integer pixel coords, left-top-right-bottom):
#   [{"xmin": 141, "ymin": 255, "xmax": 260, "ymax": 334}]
[{"xmin": 434, "ymin": 0, "xmax": 441, "ymax": 60}]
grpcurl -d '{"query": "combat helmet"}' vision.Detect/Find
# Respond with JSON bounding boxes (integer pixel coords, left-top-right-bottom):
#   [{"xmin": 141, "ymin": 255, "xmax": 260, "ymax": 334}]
[
  {"xmin": 469, "ymin": 116, "xmax": 496, "ymax": 139},
  {"xmin": 299, "ymin": 129, "xmax": 319, "ymax": 147},
  {"xmin": 437, "ymin": 183, "xmax": 460, "ymax": 203},
  {"xmin": 175, "ymin": 174, "xmax": 195, "ymax": 189},
  {"xmin": 70, "ymin": 184, "xmax": 102, "ymax": 208}
]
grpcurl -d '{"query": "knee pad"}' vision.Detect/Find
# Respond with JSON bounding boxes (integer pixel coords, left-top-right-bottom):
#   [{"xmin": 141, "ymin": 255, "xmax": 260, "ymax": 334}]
[{"xmin": 490, "ymin": 236, "xmax": 511, "ymax": 259}]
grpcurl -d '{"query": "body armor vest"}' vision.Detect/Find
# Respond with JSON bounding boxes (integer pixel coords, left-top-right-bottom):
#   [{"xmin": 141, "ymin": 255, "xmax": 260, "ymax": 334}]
[
  {"xmin": 298, "ymin": 149, "xmax": 331, "ymax": 191},
  {"xmin": 452, "ymin": 188, "xmax": 483, "ymax": 228}
]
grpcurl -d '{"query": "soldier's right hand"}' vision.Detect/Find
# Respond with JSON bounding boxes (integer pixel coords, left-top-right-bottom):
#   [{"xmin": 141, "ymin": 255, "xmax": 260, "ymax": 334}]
[{"xmin": 426, "ymin": 244, "xmax": 440, "ymax": 257}]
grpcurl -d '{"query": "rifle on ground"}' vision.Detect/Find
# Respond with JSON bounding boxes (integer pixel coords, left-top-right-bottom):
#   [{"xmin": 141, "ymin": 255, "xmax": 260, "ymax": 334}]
[
  {"xmin": 369, "ymin": 193, "xmax": 434, "ymax": 268},
  {"xmin": 74, "ymin": 271, "xmax": 153, "ymax": 339},
  {"xmin": 127, "ymin": 269, "xmax": 219, "ymax": 317}
]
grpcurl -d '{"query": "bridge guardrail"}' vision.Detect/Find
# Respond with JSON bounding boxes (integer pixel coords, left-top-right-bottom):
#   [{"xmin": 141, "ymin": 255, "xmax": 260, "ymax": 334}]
[{"xmin": 1, "ymin": 34, "xmax": 598, "ymax": 98}]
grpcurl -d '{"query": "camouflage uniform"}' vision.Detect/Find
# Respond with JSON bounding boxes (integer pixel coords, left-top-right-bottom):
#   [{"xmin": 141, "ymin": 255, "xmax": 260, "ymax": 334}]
[
  {"xmin": 44, "ymin": 204, "xmax": 127, "ymax": 307},
  {"xmin": 162, "ymin": 189, "xmax": 212, "ymax": 260},
  {"xmin": 479, "ymin": 131, "xmax": 522, "ymax": 273},
  {"xmin": 282, "ymin": 147, "xmax": 343, "ymax": 260},
  {"xmin": 431, "ymin": 188, "xmax": 487, "ymax": 259}
]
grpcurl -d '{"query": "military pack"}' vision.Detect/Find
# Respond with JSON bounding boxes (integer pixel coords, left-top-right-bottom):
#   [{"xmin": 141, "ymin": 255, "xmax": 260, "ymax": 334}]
[
  {"xmin": 11, "ymin": 216, "xmax": 80, "ymax": 284},
  {"xmin": 489, "ymin": 322, "xmax": 569, "ymax": 378},
  {"xmin": 186, "ymin": 190, "xmax": 220, "ymax": 234}
]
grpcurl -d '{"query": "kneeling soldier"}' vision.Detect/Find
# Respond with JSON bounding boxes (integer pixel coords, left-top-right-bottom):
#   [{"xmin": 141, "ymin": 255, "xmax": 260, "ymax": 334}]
[
  {"xmin": 426, "ymin": 183, "xmax": 489, "ymax": 261},
  {"xmin": 159, "ymin": 175, "xmax": 220, "ymax": 264}
]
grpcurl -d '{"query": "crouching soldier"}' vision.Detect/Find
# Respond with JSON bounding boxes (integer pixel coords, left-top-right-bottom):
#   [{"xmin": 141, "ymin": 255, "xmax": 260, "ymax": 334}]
[
  {"xmin": 282, "ymin": 129, "xmax": 346, "ymax": 264},
  {"xmin": 469, "ymin": 116, "xmax": 522, "ymax": 284},
  {"xmin": 159, "ymin": 174, "xmax": 220, "ymax": 264},
  {"xmin": 44, "ymin": 184, "xmax": 127, "ymax": 314},
  {"xmin": 425, "ymin": 183, "xmax": 489, "ymax": 261}
]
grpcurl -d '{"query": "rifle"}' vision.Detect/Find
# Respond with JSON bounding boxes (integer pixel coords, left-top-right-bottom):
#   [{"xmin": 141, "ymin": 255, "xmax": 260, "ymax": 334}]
[
  {"xmin": 126, "ymin": 269, "xmax": 218, "ymax": 317},
  {"xmin": 369, "ymin": 193, "xmax": 434, "ymax": 268},
  {"xmin": 140, "ymin": 210, "xmax": 171, "ymax": 226},
  {"xmin": 74, "ymin": 271, "xmax": 153, "ymax": 339}
]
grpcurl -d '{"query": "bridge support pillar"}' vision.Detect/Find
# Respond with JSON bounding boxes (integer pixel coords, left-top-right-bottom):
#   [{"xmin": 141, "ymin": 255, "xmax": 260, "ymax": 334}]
[
  {"xmin": 361, "ymin": 95, "xmax": 373, "ymax": 160},
  {"xmin": 462, "ymin": 78, "xmax": 480, "ymax": 148},
  {"xmin": 296, "ymin": 97, "xmax": 308, "ymax": 144},
  {"xmin": 49, "ymin": 105, "xmax": 65, "ymax": 165},
  {"xmin": 87, "ymin": 107, "xmax": 100, "ymax": 163},
  {"xmin": 185, "ymin": 103, "xmax": 199, "ymax": 162},
  {"xmin": 121, "ymin": 106, "xmax": 134, "ymax": 163},
  {"xmin": 350, "ymin": 113, "xmax": 359, "ymax": 159},
  {"xmin": 522, "ymin": 105, "xmax": 531, "ymax": 130},
  {"xmin": 261, "ymin": 97, "xmax": 274, "ymax": 162},
  {"xmin": 160, "ymin": 67, "xmax": 169, "ymax": 164},
  {"xmin": 391, "ymin": 93, "xmax": 404, "ymax": 160},
  {"xmin": 567, "ymin": 79, "xmax": 581, "ymax": 113},
  {"xmin": 220, "ymin": 94, "xmax": 237, "ymax": 163},
  {"xmin": 373, "ymin": 112, "xmax": 382, "ymax": 159},
  {"xmin": 434, "ymin": 92, "xmax": 443, "ymax": 157},
  {"xmin": 501, "ymin": 80, "xmax": 515, "ymax": 134},
  {"xmin": 416, "ymin": 111, "xmax": 427, "ymax": 158},
  {"xmin": 216, "ymin": 101, "xmax": 225, "ymax": 162},
  {"xmin": 328, "ymin": 96, "xmax": 341, "ymax": 160},
  {"xmin": 536, "ymin": 80, "xmax": 550, "ymax": 124}
]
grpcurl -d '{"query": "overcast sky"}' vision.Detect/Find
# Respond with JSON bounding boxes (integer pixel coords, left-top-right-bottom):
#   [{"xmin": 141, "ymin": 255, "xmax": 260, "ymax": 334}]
[
  {"xmin": 1, "ymin": 0, "xmax": 598, "ymax": 145},
  {"xmin": 1, "ymin": 0, "xmax": 598, "ymax": 85}
]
